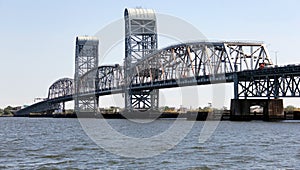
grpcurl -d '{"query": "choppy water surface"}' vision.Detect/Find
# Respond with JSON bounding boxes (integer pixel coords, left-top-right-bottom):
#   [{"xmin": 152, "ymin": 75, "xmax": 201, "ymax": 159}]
[{"xmin": 0, "ymin": 117, "xmax": 300, "ymax": 169}]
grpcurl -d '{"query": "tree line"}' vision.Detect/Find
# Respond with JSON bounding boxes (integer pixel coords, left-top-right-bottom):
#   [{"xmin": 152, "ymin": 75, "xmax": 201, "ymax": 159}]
[{"xmin": 0, "ymin": 106, "xmax": 14, "ymax": 116}]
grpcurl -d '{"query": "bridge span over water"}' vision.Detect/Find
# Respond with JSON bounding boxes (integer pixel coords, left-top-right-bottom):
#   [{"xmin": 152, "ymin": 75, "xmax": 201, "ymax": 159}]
[{"xmin": 16, "ymin": 8, "xmax": 300, "ymax": 120}]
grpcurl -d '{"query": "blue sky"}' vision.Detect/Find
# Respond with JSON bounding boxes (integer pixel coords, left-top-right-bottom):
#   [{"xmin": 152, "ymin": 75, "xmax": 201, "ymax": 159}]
[{"xmin": 0, "ymin": 0, "xmax": 299, "ymax": 108}]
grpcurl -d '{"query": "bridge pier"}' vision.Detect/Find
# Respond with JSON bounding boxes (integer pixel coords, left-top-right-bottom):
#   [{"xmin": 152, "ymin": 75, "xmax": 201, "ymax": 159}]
[
  {"xmin": 230, "ymin": 99, "xmax": 284, "ymax": 121},
  {"xmin": 62, "ymin": 102, "xmax": 65, "ymax": 113}
]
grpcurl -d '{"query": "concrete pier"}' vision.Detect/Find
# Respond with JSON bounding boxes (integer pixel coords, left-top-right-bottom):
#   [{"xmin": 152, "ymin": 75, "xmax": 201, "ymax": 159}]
[{"xmin": 230, "ymin": 99, "xmax": 284, "ymax": 121}]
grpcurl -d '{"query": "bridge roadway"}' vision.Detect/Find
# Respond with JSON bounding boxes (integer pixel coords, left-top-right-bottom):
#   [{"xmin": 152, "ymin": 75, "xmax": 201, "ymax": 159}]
[{"xmin": 15, "ymin": 64, "xmax": 300, "ymax": 116}]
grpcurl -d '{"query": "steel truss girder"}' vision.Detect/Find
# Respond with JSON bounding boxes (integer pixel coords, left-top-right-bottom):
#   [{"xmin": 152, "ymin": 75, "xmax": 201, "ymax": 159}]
[
  {"xmin": 48, "ymin": 78, "xmax": 73, "ymax": 99},
  {"xmin": 130, "ymin": 42, "xmax": 272, "ymax": 86},
  {"xmin": 74, "ymin": 36, "xmax": 99, "ymax": 112},
  {"xmin": 237, "ymin": 74, "xmax": 300, "ymax": 98},
  {"xmin": 79, "ymin": 65, "xmax": 123, "ymax": 93},
  {"xmin": 76, "ymin": 97, "xmax": 98, "ymax": 112},
  {"xmin": 129, "ymin": 89, "xmax": 159, "ymax": 111}
]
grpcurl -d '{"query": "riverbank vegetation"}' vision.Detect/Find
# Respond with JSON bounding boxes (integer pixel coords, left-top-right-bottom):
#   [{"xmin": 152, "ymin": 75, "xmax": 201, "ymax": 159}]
[
  {"xmin": 1, "ymin": 104, "xmax": 300, "ymax": 117},
  {"xmin": 284, "ymin": 105, "xmax": 300, "ymax": 112},
  {"xmin": 0, "ymin": 106, "xmax": 14, "ymax": 116}
]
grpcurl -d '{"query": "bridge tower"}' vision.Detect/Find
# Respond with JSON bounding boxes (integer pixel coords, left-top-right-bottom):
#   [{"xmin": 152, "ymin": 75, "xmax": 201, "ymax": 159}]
[
  {"xmin": 74, "ymin": 36, "xmax": 99, "ymax": 113},
  {"xmin": 124, "ymin": 8, "xmax": 159, "ymax": 112}
]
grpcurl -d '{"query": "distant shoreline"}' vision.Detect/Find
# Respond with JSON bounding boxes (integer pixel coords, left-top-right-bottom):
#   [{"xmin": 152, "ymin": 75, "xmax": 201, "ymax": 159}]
[
  {"xmin": 0, "ymin": 114, "xmax": 14, "ymax": 117},
  {"xmin": 3, "ymin": 110, "xmax": 300, "ymax": 121}
]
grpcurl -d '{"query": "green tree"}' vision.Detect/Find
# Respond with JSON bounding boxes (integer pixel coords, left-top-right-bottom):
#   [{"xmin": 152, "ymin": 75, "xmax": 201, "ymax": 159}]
[
  {"xmin": 163, "ymin": 106, "xmax": 169, "ymax": 111},
  {"xmin": 0, "ymin": 108, "xmax": 3, "ymax": 115},
  {"xmin": 3, "ymin": 106, "xmax": 13, "ymax": 115},
  {"xmin": 202, "ymin": 106, "xmax": 212, "ymax": 112},
  {"xmin": 285, "ymin": 105, "xmax": 296, "ymax": 112}
]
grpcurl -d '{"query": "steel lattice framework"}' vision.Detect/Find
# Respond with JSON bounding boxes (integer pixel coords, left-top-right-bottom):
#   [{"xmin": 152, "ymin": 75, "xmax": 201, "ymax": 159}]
[
  {"xmin": 130, "ymin": 42, "xmax": 272, "ymax": 86},
  {"xmin": 237, "ymin": 65, "xmax": 300, "ymax": 98},
  {"xmin": 47, "ymin": 78, "xmax": 73, "ymax": 112},
  {"xmin": 124, "ymin": 8, "xmax": 159, "ymax": 112},
  {"xmin": 74, "ymin": 36, "xmax": 99, "ymax": 112},
  {"xmin": 79, "ymin": 65, "xmax": 123, "ymax": 93},
  {"xmin": 48, "ymin": 78, "xmax": 74, "ymax": 99}
]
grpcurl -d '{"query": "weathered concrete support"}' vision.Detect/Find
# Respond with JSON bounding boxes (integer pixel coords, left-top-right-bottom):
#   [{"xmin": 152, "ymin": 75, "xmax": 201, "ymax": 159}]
[
  {"xmin": 267, "ymin": 99, "xmax": 284, "ymax": 120},
  {"xmin": 230, "ymin": 99, "xmax": 284, "ymax": 121}
]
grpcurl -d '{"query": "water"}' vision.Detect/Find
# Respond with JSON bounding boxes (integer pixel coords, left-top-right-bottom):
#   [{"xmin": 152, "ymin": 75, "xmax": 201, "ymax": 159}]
[{"xmin": 0, "ymin": 117, "xmax": 300, "ymax": 169}]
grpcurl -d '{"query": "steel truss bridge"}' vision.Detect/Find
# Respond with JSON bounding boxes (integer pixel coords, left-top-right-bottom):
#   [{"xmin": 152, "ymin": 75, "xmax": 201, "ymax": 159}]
[{"xmin": 15, "ymin": 8, "xmax": 300, "ymax": 117}]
